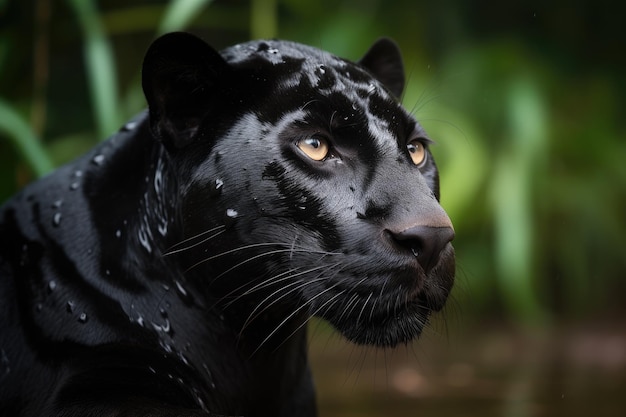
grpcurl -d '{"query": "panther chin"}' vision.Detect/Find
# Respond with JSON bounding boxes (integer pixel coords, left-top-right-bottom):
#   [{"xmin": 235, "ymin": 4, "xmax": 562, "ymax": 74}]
[
  {"xmin": 312, "ymin": 247, "xmax": 456, "ymax": 348},
  {"xmin": 324, "ymin": 300, "xmax": 434, "ymax": 347}
]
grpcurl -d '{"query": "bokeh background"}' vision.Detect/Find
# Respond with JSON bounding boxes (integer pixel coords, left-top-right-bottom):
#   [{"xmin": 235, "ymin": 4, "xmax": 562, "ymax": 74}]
[{"xmin": 1, "ymin": 1, "xmax": 624, "ymax": 416}]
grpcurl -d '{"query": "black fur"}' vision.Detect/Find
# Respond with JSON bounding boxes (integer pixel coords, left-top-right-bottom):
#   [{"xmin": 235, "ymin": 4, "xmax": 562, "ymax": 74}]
[{"xmin": 0, "ymin": 32, "xmax": 455, "ymax": 416}]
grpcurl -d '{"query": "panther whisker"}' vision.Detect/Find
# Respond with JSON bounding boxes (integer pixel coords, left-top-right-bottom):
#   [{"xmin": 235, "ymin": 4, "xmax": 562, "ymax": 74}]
[
  {"xmin": 238, "ymin": 267, "xmax": 341, "ymax": 337},
  {"xmin": 335, "ymin": 293, "xmax": 359, "ymax": 325},
  {"xmin": 218, "ymin": 268, "xmax": 301, "ymax": 307},
  {"xmin": 163, "ymin": 225, "xmax": 226, "ymax": 256},
  {"xmin": 272, "ymin": 288, "xmax": 347, "ymax": 353},
  {"xmin": 209, "ymin": 248, "xmax": 337, "ymax": 282},
  {"xmin": 342, "ymin": 281, "xmax": 371, "ymax": 322},
  {"xmin": 238, "ymin": 264, "xmax": 334, "ymax": 300},
  {"xmin": 186, "ymin": 241, "xmax": 342, "ymax": 274},
  {"xmin": 237, "ymin": 279, "xmax": 308, "ymax": 339},
  {"xmin": 184, "ymin": 243, "xmax": 290, "ymax": 273},
  {"xmin": 355, "ymin": 292, "xmax": 373, "ymax": 327},
  {"xmin": 231, "ymin": 272, "xmax": 324, "ymax": 323},
  {"xmin": 249, "ymin": 277, "xmax": 345, "ymax": 358}
]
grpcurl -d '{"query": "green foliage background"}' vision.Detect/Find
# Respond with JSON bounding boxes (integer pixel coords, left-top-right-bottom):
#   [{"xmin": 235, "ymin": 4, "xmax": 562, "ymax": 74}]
[{"xmin": 1, "ymin": 0, "xmax": 624, "ymax": 323}]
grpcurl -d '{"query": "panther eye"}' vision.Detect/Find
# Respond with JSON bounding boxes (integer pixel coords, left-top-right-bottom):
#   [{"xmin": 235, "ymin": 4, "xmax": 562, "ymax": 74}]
[
  {"xmin": 297, "ymin": 136, "xmax": 330, "ymax": 161},
  {"xmin": 407, "ymin": 139, "xmax": 427, "ymax": 166}
]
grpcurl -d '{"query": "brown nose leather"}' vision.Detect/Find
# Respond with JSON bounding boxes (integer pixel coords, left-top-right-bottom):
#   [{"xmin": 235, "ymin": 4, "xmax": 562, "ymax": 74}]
[{"xmin": 390, "ymin": 225, "xmax": 455, "ymax": 273}]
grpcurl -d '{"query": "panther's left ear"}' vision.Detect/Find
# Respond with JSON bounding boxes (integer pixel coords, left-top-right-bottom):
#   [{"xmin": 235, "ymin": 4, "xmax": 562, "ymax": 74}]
[
  {"xmin": 142, "ymin": 32, "xmax": 231, "ymax": 150},
  {"xmin": 358, "ymin": 38, "xmax": 405, "ymax": 99}
]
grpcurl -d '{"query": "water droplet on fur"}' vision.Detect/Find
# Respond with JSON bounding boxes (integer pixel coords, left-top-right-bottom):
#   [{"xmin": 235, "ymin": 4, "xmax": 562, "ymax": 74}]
[
  {"xmin": 368, "ymin": 83, "xmax": 377, "ymax": 94},
  {"xmin": 224, "ymin": 208, "xmax": 238, "ymax": 228},
  {"xmin": 123, "ymin": 121, "xmax": 137, "ymax": 131},
  {"xmin": 92, "ymin": 154, "xmax": 105, "ymax": 166},
  {"xmin": 154, "ymin": 169, "xmax": 163, "ymax": 192},
  {"xmin": 52, "ymin": 212, "xmax": 62, "ymax": 227},
  {"xmin": 152, "ymin": 318, "xmax": 171, "ymax": 334},
  {"xmin": 115, "ymin": 229, "xmax": 121, "ymax": 238},
  {"xmin": 160, "ymin": 308, "xmax": 168, "ymax": 318},
  {"xmin": 209, "ymin": 178, "xmax": 224, "ymax": 197},
  {"xmin": 175, "ymin": 280, "xmax": 188, "ymax": 298},
  {"xmin": 78, "ymin": 312, "xmax": 88, "ymax": 323},
  {"xmin": 35, "ymin": 303, "xmax": 43, "ymax": 312},
  {"xmin": 66, "ymin": 300, "xmax": 75, "ymax": 313},
  {"xmin": 158, "ymin": 222, "xmax": 168, "ymax": 236},
  {"xmin": 202, "ymin": 363, "xmax": 216, "ymax": 389},
  {"xmin": 137, "ymin": 316, "xmax": 145, "ymax": 327},
  {"xmin": 159, "ymin": 340, "xmax": 173, "ymax": 354},
  {"xmin": 175, "ymin": 280, "xmax": 195, "ymax": 305},
  {"xmin": 194, "ymin": 388, "xmax": 207, "ymax": 411},
  {"xmin": 138, "ymin": 227, "xmax": 152, "ymax": 253},
  {"xmin": 47, "ymin": 280, "xmax": 57, "ymax": 293},
  {"xmin": 178, "ymin": 352, "xmax": 189, "ymax": 366},
  {"xmin": 74, "ymin": 170, "xmax": 83, "ymax": 178},
  {"xmin": 69, "ymin": 182, "xmax": 79, "ymax": 191},
  {"xmin": 51, "ymin": 199, "xmax": 63, "ymax": 209}
]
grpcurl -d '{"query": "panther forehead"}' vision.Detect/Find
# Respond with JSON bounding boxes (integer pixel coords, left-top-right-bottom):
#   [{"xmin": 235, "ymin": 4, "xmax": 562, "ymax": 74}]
[
  {"xmin": 221, "ymin": 40, "xmax": 403, "ymax": 151},
  {"xmin": 221, "ymin": 39, "xmax": 339, "ymax": 66},
  {"xmin": 221, "ymin": 39, "xmax": 393, "ymax": 98}
]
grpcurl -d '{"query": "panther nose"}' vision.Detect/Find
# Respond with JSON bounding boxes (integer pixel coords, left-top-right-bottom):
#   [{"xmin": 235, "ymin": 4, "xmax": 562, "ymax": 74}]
[{"xmin": 390, "ymin": 226, "xmax": 455, "ymax": 273}]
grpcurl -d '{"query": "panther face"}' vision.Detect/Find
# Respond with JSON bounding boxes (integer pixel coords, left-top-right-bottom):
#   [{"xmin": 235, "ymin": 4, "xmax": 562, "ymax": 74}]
[{"xmin": 143, "ymin": 33, "xmax": 455, "ymax": 348}]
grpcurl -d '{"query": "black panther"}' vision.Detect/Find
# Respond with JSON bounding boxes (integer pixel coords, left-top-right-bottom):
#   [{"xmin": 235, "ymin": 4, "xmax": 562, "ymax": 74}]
[{"xmin": 0, "ymin": 32, "xmax": 455, "ymax": 416}]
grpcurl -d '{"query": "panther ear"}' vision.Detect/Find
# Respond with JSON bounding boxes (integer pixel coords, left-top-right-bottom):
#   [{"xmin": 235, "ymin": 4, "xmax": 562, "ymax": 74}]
[
  {"xmin": 358, "ymin": 38, "xmax": 405, "ymax": 99},
  {"xmin": 142, "ymin": 32, "xmax": 230, "ymax": 150}
]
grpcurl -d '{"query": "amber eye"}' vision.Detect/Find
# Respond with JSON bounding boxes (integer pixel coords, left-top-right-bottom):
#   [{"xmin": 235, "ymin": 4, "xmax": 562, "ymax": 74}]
[
  {"xmin": 407, "ymin": 139, "xmax": 427, "ymax": 166},
  {"xmin": 297, "ymin": 136, "xmax": 330, "ymax": 161}
]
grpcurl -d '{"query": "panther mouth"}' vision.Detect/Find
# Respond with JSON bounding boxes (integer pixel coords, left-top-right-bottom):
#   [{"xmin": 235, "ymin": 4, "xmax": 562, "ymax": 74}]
[
  {"xmin": 315, "ymin": 292, "xmax": 434, "ymax": 347},
  {"xmin": 309, "ymin": 246, "xmax": 455, "ymax": 347}
]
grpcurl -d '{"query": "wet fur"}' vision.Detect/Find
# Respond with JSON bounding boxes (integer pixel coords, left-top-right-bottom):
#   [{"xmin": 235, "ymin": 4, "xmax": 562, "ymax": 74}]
[{"xmin": 0, "ymin": 33, "xmax": 454, "ymax": 416}]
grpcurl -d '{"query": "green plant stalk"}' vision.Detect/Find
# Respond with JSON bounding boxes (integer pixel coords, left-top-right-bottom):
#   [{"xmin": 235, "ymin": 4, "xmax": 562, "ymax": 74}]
[
  {"xmin": 492, "ymin": 77, "xmax": 549, "ymax": 322},
  {"xmin": 0, "ymin": 100, "xmax": 54, "ymax": 177},
  {"xmin": 250, "ymin": 0, "xmax": 277, "ymax": 39},
  {"xmin": 66, "ymin": 0, "xmax": 121, "ymax": 140},
  {"xmin": 158, "ymin": 0, "xmax": 215, "ymax": 34}
]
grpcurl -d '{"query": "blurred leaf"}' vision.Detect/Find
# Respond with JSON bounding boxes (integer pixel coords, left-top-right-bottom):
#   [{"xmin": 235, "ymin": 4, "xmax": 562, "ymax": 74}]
[
  {"xmin": 0, "ymin": 100, "xmax": 53, "ymax": 177},
  {"xmin": 158, "ymin": 0, "xmax": 215, "ymax": 34},
  {"xmin": 66, "ymin": 0, "xmax": 121, "ymax": 139},
  {"xmin": 491, "ymin": 77, "xmax": 549, "ymax": 322}
]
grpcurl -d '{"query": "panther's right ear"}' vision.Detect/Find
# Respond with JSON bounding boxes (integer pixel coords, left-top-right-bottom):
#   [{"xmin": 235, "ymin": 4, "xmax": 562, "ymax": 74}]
[{"xmin": 142, "ymin": 32, "xmax": 230, "ymax": 150}]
